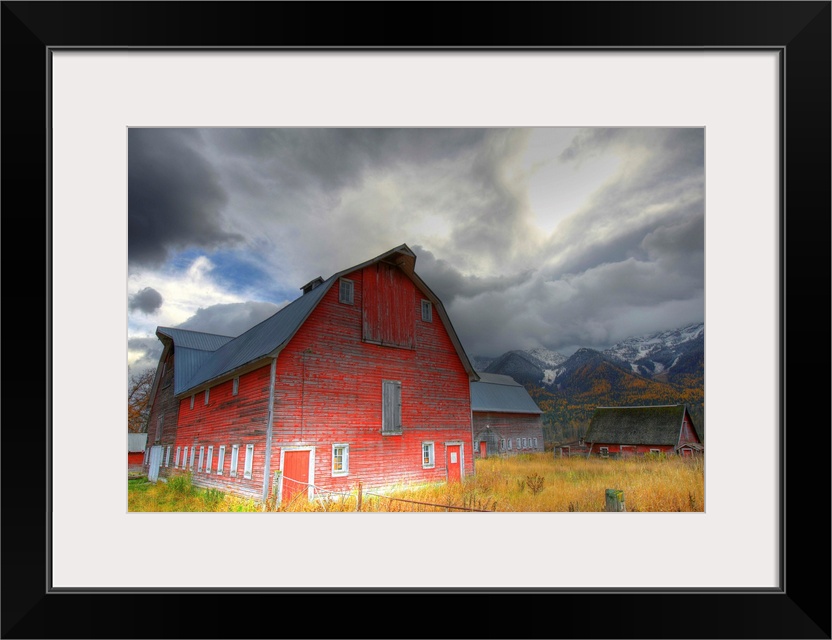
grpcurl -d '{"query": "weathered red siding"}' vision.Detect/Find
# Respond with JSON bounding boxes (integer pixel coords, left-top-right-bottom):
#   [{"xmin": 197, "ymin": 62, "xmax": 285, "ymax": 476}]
[
  {"xmin": 167, "ymin": 366, "xmax": 272, "ymax": 498},
  {"xmin": 145, "ymin": 347, "xmax": 181, "ymax": 451},
  {"xmin": 678, "ymin": 410, "xmax": 701, "ymax": 445},
  {"xmin": 270, "ymin": 264, "xmax": 473, "ymax": 495},
  {"xmin": 361, "ymin": 261, "xmax": 416, "ymax": 349},
  {"xmin": 588, "ymin": 443, "xmax": 675, "ymax": 456}
]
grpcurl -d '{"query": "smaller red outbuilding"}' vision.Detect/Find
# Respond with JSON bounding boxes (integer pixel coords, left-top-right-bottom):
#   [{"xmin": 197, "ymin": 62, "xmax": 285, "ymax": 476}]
[{"xmin": 584, "ymin": 404, "xmax": 703, "ymax": 458}]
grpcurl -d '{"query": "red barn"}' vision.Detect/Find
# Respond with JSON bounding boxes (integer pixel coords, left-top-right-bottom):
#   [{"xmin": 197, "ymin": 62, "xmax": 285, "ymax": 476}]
[
  {"xmin": 470, "ymin": 373, "xmax": 544, "ymax": 457},
  {"xmin": 142, "ymin": 245, "xmax": 479, "ymax": 504},
  {"xmin": 583, "ymin": 404, "xmax": 703, "ymax": 458}
]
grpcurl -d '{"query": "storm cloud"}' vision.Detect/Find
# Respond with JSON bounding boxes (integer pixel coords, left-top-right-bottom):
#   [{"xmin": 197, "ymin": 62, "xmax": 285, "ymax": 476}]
[{"xmin": 127, "ymin": 127, "xmax": 705, "ymax": 376}]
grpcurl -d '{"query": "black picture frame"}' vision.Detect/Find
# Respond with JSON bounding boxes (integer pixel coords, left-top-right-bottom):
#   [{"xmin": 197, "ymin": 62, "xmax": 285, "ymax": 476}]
[{"xmin": 2, "ymin": 2, "xmax": 829, "ymax": 638}]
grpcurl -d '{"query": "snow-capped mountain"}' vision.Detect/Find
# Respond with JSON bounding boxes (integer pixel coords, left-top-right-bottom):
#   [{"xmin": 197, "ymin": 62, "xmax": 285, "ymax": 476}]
[
  {"xmin": 478, "ymin": 322, "xmax": 703, "ymax": 388},
  {"xmin": 603, "ymin": 322, "xmax": 704, "ymax": 381}
]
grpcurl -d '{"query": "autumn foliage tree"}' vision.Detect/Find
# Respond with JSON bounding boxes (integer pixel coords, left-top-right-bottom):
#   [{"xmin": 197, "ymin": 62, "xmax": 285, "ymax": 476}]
[{"xmin": 128, "ymin": 369, "xmax": 155, "ymax": 433}]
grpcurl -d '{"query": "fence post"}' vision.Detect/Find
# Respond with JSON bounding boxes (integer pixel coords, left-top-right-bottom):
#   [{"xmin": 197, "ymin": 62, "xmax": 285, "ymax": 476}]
[
  {"xmin": 605, "ymin": 488, "xmax": 626, "ymax": 512},
  {"xmin": 356, "ymin": 481, "xmax": 362, "ymax": 512}
]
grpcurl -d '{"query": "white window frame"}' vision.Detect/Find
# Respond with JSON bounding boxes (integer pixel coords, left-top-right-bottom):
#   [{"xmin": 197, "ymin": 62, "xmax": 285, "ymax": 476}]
[
  {"xmin": 533, "ymin": 438, "xmax": 538, "ymax": 448},
  {"xmin": 599, "ymin": 446, "xmax": 610, "ymax": 458},
  {"xmin": 420, "ymin": 299, "xmax": 432, "ymax": 322},
  {"xmin": 522, "ymin": 437, "xmax": 526, "ymax": 448},
  {"xmin": 230, "ymin": 444, "xmax": 239, "ymax": 477},
  {"xmin": 206, "ymin": 446, "xmax": 214, "ymax": 474},
  {"xmin": 175, "ymin": 446, "xmax": 181, "ymax": 468},
  {"xmin": 244, "ymin": 444, "xmax": 254, "ymax": 480},
  {"xmin": 182, "ymin": 446, "xmax": 188, "ymax": 469},
  {"xmin": 507, "ymin": 438, "xmax": 512, "ymax": 451},
  {"xmin": 650, "ymin": 448, "xmax": 661, "ymax": 454},
  {"xmin": 517, "ymin": 437, "xmax": 521, "ymax": 449},
  {"xmin": 143, "ymin": 447, "xmax": 149, "ymax": 466},
  {"xmin": 232, "ymin": 377, "xmax": 239, "ymax": 396},
  {"xmin": 198, "ymin": 446, "xmax": 205, "ymax": 472},
  {"xmin": 190, "ymin": 394, "xmax": 195, "ymax": 410},
  {"xmin": 339, "ymin": 277, "xmax": 354, "ymax": 305},
  {"xmin": 217, "ymin": 445, "xmax": 226, "ymax": 475},
  {"xmin": 188, "ymin": 446, "xmax": 196, "ymax": 470},
  {"xmin": 422, "ymin": 441, "xmax": 435, "ymax": 469},
  {"xmin": 332, "ymin": 443, "xmax": 349, "ymax": 477},
  {"xmin": 204, "ymin": 388, "xmax": 210, "ymax": 405},
  {"xmin": 164, "ymin": 446, "xmax": 171, "ymax": 467},
  {"xmin": 382, "ymin": 379, "xmax": 402, "ymax": 435}
]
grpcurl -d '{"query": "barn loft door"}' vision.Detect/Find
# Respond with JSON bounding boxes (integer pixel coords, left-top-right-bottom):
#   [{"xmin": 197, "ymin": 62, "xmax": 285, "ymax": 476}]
[{"xmin": 282, "ymin": 449, "xmax": 311, "ymax": 506}]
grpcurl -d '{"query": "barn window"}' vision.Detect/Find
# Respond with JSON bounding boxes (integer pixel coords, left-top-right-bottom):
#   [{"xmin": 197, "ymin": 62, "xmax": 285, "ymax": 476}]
[
  {"xmin": 507, "ymin": 439, "xmax": 512, "ymax": 451},
  {"xmin": 164, "ymin": 446, "xmax": 171, "ymax": 467},
  {"xmin": 650, "ymin": 448, "xmax": 661, "ymax": 454},
  {"xmin": 204, "ymin": 389, "xmax": 210, "ymax": 405},
  {"xmin": 533, "ymin": 438, "xmax": 538, "ymax": 448},
  {"xmin": 232, "ymin": 377, "xmax": 239, "ymax": 396},
  {"xmin": 175, "ymin": 446, "xmax": 181, "ymax": 468},
  {"xmin": 422, "ymin": 442, "xmax": 435, "ymax": 469},
  {"xmin": 522, "ymin": 438, "xmax": 527, "ymax": 448},
  {"xmin": 190, "ymin": 395, "xmax": 195, "ymax": 410},
  {"xmin": 244, "ymin": 444, "xmax": 254, "ymax": 479},
  {"xmin": 599, "ymin": 447, "xmax": 609, "ymax": 458},
  {"xmin": 332, "ymin": 444, "xmax": 349, "ymax": 477},
  {"xmin": 155, "ymin": 414, "xmax": 164, "ymax": 442},
  {"xmin": 339, "ymin": 278, "xmax": 354, "ymax": 305},
  {"xmin": 143, "ymin": 448, "xmax": 149, "ymax": 466},
  {"xmin": 198, "ymin": 446, "xmax": 205, "ymax": 472},
  {"xmin": 189, "ymin": 446, "xmax": 196, "ymax": 470},
  {"xmin": 206, "ymin": 446, "xmax": 214, "ymax": 474},
  {"xmin": 500, "ymin": 438, "xmax": 505, "ymax": 451},
  {"xmin": 217, "ymin": 445, "xmax": 226, "ymax": 475},
  {"xmin": 516, "ymin": 438, "xmax": 521, "ymax": 449},
  {"xmin": 421, "ymin": 299, "xmax": 432, "ymax": 322},
  {"xmin": 230, "ymin": 445, "xmax": 239, "ymax": 477},
  {"xmin": 382, "ymin": 380, "xmax": 402, "ymax": 434}
]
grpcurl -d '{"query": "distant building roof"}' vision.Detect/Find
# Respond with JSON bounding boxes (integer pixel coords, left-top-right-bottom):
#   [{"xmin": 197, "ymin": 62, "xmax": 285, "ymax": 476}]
[
  {"xmin": 156, "ymin": 244, "xmax": 478, "ymax": 396},
  {"xmin": 584, "ymin": 404, "xmax": 692, "ymax": 446},
  {"xmin": 470, "ymin": 372, "xmax": 542, "ymax": 415}
]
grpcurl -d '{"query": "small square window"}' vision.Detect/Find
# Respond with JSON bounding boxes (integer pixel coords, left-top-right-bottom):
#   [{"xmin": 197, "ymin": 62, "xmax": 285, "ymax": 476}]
[
  {"xmin": 421, "ymin": 299, "xmax": 432, "ymax": 322},
  {"xmin": 332, "ymin": 444, "xmax": 349, "ymax": 476},
  {"xmin": 422, "ymin": 442, "xmax": 435, "ymax": 468},
  {"xmin": 339, "ymin": 278, "xmax": 354, "ymax": 305},
  {"xmin": 232, "ymin": 377, "xmax": 239, "ymax": 396},
  {"xmin": 600, "ymin": 446, "xmax": 610, "ymax": 458}
]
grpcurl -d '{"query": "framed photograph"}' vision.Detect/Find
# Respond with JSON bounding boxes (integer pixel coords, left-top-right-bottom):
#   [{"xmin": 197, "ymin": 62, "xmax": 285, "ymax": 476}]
[{"xmin": 3, "ymin": 2, "xmax": 829, "ymax": 638}]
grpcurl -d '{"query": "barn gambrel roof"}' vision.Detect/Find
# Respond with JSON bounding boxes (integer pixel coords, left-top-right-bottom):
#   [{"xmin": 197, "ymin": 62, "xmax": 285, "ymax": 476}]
[
  {"xmin": 156, "ymin": 244, "xmax": 478, "ymax": 396},
  {"xmin": 470, "ymin": 372, "xmax": 543, "ymax": 415},
  {"xmin": 584, "ymin": 404, "xmax": 693, "ymax": 446}
]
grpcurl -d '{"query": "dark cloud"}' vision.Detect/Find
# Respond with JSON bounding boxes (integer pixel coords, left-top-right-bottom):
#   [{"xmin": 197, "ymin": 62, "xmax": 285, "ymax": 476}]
[
  {"xmin": 128, "ymin": 287, "xmax": 163, "ymax": 314},
  {"xmin": 128, "ymin": 129, "xmax": 243, "ymax": 269},
  {"xmin": 177, "ymin": 301, "xmax": 282, "ymax": 337}
]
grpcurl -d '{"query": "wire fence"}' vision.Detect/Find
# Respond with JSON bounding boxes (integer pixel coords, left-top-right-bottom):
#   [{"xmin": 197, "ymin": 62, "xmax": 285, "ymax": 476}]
[{"xmin": 275, "ymin": 475, "xmax": 495, "ymax": 512}]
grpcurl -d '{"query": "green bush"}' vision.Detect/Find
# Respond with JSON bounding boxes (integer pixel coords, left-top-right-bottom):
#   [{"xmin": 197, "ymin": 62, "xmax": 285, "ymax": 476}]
[{"xmin": 167, "ymin": 472, "xmax": 194, "ymax": 494}]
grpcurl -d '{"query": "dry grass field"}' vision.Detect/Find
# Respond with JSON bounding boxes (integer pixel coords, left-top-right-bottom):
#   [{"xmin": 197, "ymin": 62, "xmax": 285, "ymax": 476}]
[{"xmin": 129, "ymin": 452, "xmax": 704, "ymax": 513}]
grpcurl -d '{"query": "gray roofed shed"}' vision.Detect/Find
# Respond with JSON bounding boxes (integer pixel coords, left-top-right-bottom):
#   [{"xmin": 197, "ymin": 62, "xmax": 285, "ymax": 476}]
[
  {"xmin": 470, "ymin": 372, "xmax": 542, "ymax": 414},
  {"xmin": 584, "ymin": 405, "xmax": 689, "ymax": 446}
]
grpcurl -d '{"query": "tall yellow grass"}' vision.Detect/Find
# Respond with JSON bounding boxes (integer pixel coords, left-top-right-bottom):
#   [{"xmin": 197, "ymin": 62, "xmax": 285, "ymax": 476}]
[{"xmin": 129, "ymin": 453, "xmax": 704, "ymax": 513}]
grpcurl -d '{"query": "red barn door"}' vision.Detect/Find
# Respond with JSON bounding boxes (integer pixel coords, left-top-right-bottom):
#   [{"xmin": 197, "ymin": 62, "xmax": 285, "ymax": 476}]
[
  {"xmin": 447, "ymin": 444, "xmax": 461, "ymax": 482},
  {"xmin": 479, "ymin": 441, "xmax": 487, "ymax": 458},
  {"xmin": 282, "ymin": 449, "xmax": 311, "ymax": 506}
]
